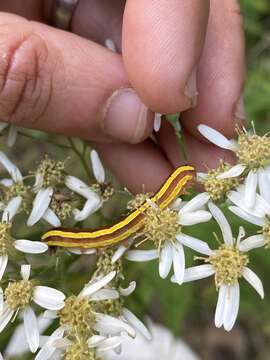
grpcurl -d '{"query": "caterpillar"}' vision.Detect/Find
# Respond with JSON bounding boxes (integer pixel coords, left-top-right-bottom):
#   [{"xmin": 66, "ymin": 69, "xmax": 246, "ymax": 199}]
[{"xmin": 42, "ymin": 166, "xmax": 194, "ymax": 249}]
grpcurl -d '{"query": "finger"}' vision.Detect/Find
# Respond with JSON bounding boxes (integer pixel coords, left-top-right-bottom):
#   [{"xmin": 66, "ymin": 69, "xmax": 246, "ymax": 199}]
[
  {"xmin": 122, "ymin": 0, "xmax": 210, "ymax": 113},
  {"xmin": 95, "ymin": 140, "xmax": 173, "ymax": 193},
  {"xmin": 0, "ymin": 12, "xmax": 154, "ymax": 144},
  {"xmin": 0, "ymin": 0, "xmax": 43, "ymax": 20},
  {"xmin": 156, "ymin": 120, "xmax": 235, "ymax": 171},
  {"xmin": 181, "ymin": 0, "xmax": 245, "ymax": 140}
]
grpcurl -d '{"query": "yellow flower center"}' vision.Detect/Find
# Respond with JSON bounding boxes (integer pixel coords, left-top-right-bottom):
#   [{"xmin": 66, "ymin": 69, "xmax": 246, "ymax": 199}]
[
  {"xmin": 65, "ymin": 340, "xmax": 100, "ymax": 360},
  {"xmin": 36, "ymin": 156, "xmax": 65, "ymax": 187},
  {"xmin": 0, "ymin": 222, "xmax": 10, "ymax": 256},
  {"xmin": 5, "ymin": 280, "xmax": 34, "ymax": 310},
  {"xmin": 208, "ymin": 245, "xmax": 249, "ymax": 288},
  {"xmin": 203, "ymin": 162, "xmax": 241, "ymax": 202},
  {"xmin": 92, "ymin": 182, "xmax": 114, "ymax": 202},
  {"xmin": 262, "ymin": 224, "xmax": 270, "ymax": 247},
  {"xmin": 236, "ymin": 132, "xmax": 270, "ymax": 169},
  {"xmin": 127, "ymin": 192, "xmax": 153, "ymax": 211}
]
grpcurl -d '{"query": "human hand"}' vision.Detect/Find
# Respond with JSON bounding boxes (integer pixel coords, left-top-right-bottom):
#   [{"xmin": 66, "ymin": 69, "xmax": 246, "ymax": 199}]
[{"xmin": 0, "ymin": 0, "xmax": 245, "ymax": 192}]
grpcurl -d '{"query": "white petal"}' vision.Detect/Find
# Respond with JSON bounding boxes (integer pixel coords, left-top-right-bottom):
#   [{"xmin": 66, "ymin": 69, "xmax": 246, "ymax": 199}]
[
  {"xmin": 217, "ymin": 164, "xmax": 246, "ymax": 179},
  {"xmin": 35, "ymin": 327, "xmax": 65, "ymax": 360},
  {"xmin": 96, "ymin": 336, "xmax": 124, "ymax": 352},
  {"xmin": 169, "ymin": 198, "xmax": 183, "ymax": 211},
  {"xmin": 80, "ymin": 271, "xmax": 116, "ymax": 298},
  {"xmin": 126, "ymin": 249, "xmax": 159, "ymax": 262},
  {"xmin": 153, "ymin": 113, "xmax": 162, "ymax": 132},
  {"xmin": 215, "ymin": 284, "xmax": 227, "ymax": 328},
  {"xmin": 228, "ymin": 206, "xmax": 265, "ymax": 226},
  {"xmin": 27, "ymin": 188, "xmax": 53, "ymax": 227},
  {"xmin": 23, "ymin": 307, "xmax": 39, "ymax": 353},
  {"xmin": 42, "ymin": 208, "xmax": 61, "ymax": 227},
  {"xmin": 179, "ymin": 264, "xmax": 214, "ymax": 283},
  {"xmin": 7, "ymin": 125, "xmax": 18, "ymax": 147},
  {"xmin": 238, "ymin": 234, "xmax": 266, "ymax": 252},
  {"xmin": 33, "ymin": 173, "xmax": 44, "ymax": 193},
  {"xmin": 0, "ymin": 352, "xmax": 3, "ymax": 360},
  {"xmin": 172, "ymin": 242, "xmax": 185, "ymax": 285},
  {"xmin": 94, "ymin": 313, "xmax": 136, "ymax": 338},
  {"xmin": 43, "ymin": 310, "xmax": 58, "ymax": 319},
  {"xmin": 0, "ymin": 255, "xmax": 8, "ymax": 281},
  {"xmin": 119, "ymin": 281, "xmax": 136, "ymax": 297},
  {"xmin": 122, "ymin": 307, "xmax": 152, "ymax": 340},
  {"xmin": 68, "ymin": 248, "xmax": 96, "ymax": 255},
  {"xmin": 112, "ymin": 240, "xmax": 133, "ymax": 263},
  {"xmin": 90, "ymin": 150, "xmax": 105, "ymax": 183},
  {"xmin": 197, "ymin": 172, "xmax": 208, "ymax": 181},
  {"xmin": 2, "ymin": 196, "xmax": 22, "ymax": 222},
  {"xmin": 90, "ymin": 289, "xmax": 119, "ymax": 301},
  {"xmin": 244, "ymin": 170, "xmax": 258, "ymax": 209},
  {"xmin": 177, "ymin": 234, "xmax": 213, "ymax": 256},
  {"xmin": 0, "ymin": 178, "xmax": 13, "ymax": 187},
  {"xmin": 21, "ymin": 264, "xmax": 31, "ymax": 281},
  {"xmin": 242, "ymin": 267, "xmax": 264, "ymax": 299},
  {"xmin": 14, "ymin": 240, "xmax": 48, "ymax": 254},
  {"xmin": 0, "ymin": 288, "xmax": 3, "ymax": 312},
  {"xmin": 105, "ymin": 38, "xmax": 117, "ymax": 52},
  {"xmin": 198, "ymin": 124, "xmax": 236, "ymax": 150},
  {"xmin": 87, "ymin": 334, "xmax": 106, "ymax": 347},
  {"xmin": 0, "ymin": 151, "xmax": 22, "ymax": 182},
  {"xmin": 0, "ymin": 122, "xmax": 8, "ymax": 132},
  {"xmin": 159, "ymin": 242, "xmax": 173, "ymax": 279},
  {"xmin": 65, "ymin": 175, "xmax": 98, "ymax": 199},
  {"xmin": 73, "ymin": 197, "xmax": 101, "ymax": 222},
  {"xmin": 33, "ymin": 286, "xmax": 65, "ymax": 310},
  {"xmin": 179, "ymin": 210, "xmax": 212, "ymax": 226},
  {"xmin": 223, "ymin": 283, "xmax": 240, "ymax": 332},
  {"xmin": 0, "ymin": 304, "xmax": 14, "ymax": 332},
  {"xmin": 258, "ymin": 169, "xmax": 270, "ymax": 204},
  {"xmin": 208, "ymin": 202, "xmax": 233, "ymax": 246},
  {"xmin": 180, "ymin": 192, "xmax": 210, "ymax": 213}
]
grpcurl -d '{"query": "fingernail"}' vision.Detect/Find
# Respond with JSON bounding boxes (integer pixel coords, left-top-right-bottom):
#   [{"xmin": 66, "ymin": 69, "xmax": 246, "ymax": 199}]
[
  {"xmin": 102, "ymin": 88, "xmax": 153, "ymax": 143},
  {"xmin": 184, "ymin": 69, "xmax": 198, "ymax": 108},
  {"xmin": 234, "ymin": 94, "xmax": 246, "ymax": 122}
]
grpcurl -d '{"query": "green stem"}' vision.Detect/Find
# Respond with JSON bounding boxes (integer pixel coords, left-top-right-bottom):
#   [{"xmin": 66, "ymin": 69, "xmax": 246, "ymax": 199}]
[{"xmin": 68, "ymin": 138, "xmax": 91, "ymax": 180}]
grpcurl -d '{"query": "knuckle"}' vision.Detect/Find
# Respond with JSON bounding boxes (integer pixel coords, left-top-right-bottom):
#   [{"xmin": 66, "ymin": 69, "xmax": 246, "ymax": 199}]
[{"xmin": 0, "ymin": 24, "xmax": 52, "ymax": 126}]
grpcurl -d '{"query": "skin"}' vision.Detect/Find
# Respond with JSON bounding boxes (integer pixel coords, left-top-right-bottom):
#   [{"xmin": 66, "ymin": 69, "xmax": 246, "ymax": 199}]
[{"xmin": 0, "ymin": 0, "xmax": 245, "ymax": 193}]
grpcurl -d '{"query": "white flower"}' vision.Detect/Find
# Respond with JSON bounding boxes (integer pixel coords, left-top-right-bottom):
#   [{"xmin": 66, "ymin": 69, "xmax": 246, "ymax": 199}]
[
  {"xmin": 153, "ymin": 113, "xmax": 162, "ymax": 132},
  {"xmin": 38, "ymin": 271, "xmax": 135, "ymax": 360},
  {"xmin": 126, "ymin": 193, "xmax": 212, "ymax": 284},
  {"xmin": 172, "ymin": 202, "xmax": 264, "ymax": 331},
  {"xmin": 0, "ymin": 265, "xmax": 65, "ymax": 353},
  {"xmin": 0, "ymin": 122, "xmax": 18, "ymax": 147},
  {"xmin": 198, "ymin": 124, "xmax": 270, "ymax": 209},
  {"xmin": 65, "ymin": 175, "xmax": 101, "ymax": 222},
  {"xmin": 103, "ymin": 320, "xmax": 200, "ymax": 360}
]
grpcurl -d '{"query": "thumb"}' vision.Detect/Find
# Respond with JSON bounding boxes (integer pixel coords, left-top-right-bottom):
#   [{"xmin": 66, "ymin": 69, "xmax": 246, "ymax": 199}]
[{"xmin": 0, "ymin": 12, "xmax": 154, "ymax": 144}]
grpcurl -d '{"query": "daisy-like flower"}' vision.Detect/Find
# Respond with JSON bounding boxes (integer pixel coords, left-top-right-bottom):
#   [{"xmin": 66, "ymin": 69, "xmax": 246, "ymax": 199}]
[
  {"xmin": 38, "ymin": 271, "xmax": 136, "ymax": 360},
  {"xmin": 172, "ymin": 202, "xmax": 264, "ymax": 331},
  {"xmin": 126, "ymin": 193, "xmax": 212, "ymax": 284},
  {"xmin": 0, "ymin": 122, "xmax": 18, "ymax": 147},
  {"xmin": 198, "ymin": 124, "xmax": 270, "ymax": 209},
  {"xmin": 0, "ymin": 264, "xmax": 65, "ymax": 353}
]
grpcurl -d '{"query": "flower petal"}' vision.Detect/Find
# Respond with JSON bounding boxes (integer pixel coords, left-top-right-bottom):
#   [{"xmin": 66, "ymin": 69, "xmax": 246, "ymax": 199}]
[
  {"xmin": 2, "ymin": 196, "xmax": 22, "ymax": 222},
  {"xmin": 153, "ymin": 112, "xmax": 162, "ymax": 132},
  {"xmin": 258, "ymin": 169, "xmax": 270, "ymax": 204},
  {"xmin": 244, "ymin": 170, "xmax": 258, "ymax": 209},
  {"xmin": 223, "ymin": 283, "xmax": 240, "ymax": 332},
  {"xmin": 94, "ymin": 313, "xmax": 136, "ymax": 338},
  {"xmin": 0, "ymin": 178, "xmax": 13, "ymax": 187},
  {"xmin": 90, "ymin": 150, "xmax": 105, "ymax": 183},
  {"xmin": 33, "ymin": 286, "xmax": 65, "ymax": 310},
  {"xmin": 68, "ymin": 248, "xmax": 96, "ymax": 255},
  {"xmin": 23, "ymin": 307, "xmax": 39, "ymax": 353},
  {"xmin": 208, "ymin": 202, "xmax": 233, "ymax": 246},
  {"xmin": 73, "ymin": 197, "xmax": 101, "ymax": 222},
  {"xmin": 179, "ymin": 210, "xmax": 212, "ymax": 226},
  {"xmin": 159, "ymin": 242, "xmax": 173, "ymax": 279},
  {"xmin": 42, "ymin": 208, "xmax": 61, "ymax": 227},
  {"xmin": 14, "ymin": 240, "xmax": 48, "ymax": 254},
  {"xmin": 65, "ymin": 175, "xmax": 99, "ymax": 199},
  {"xmin": 242, "ymin": 267, "xmax": 264, "ymax": 299},
  {"xmin": 27, "ymin": 188, "xmax": 53, "ymax": 227},
  {"xmin": 238, "ymin": 234, "xmax": 266, "ymax": 252},
  {"xmin": 217, "ymin": 164, "xmax": 246, "ymax": 179},
  {"xmin": 126, "ymin": 249, "xmax": 159, "ymax": 262},
  {"xmin": 0, "ymin": 255, "xmax": 8, "ymax": 281},
  {"xmin": 0, "ymin": 151, "xmax": 22, "ymax": 182},
  {"xmin": 215, "ymin": 284, "xmax": 227, "ymax": 328},
  {"xmin": 172, "ymin": 242, "xmax": 185, "ymax": 285},
  {"xmin": 89, "ymin": 289, "xmax": 119, "ymax": 301},
  {"xmin": 96, "ymin": 336, "xmax": 124, "ymax": 352},
  {"xmin": 228, "ymin": 206, "xmax": 265, "ymax": 227},
  {"xmin": 112, "ymin": 239, "xmax": 134, "ymax": 263},
  {"xmin": 180, "ymin": 192, "xmax": 210, "ymax": 213},
  {"xmin": 21, "ymin": 264, "xmax": 31, "ymax": 281},
  {"xmin": 174, "ymin": 264, "xmax": 214, "ymax": 283},
  {"xmin": 177, "ymin": 234, "xmax": 213, "ymax": 256},
  {"xmin": 198, "ymin": 124, "xmax": 236, "ymax": 150},
  {"xmin": 0, "ymin": 288, "xmax": 3, "ymax": 312},
  {"xmin": 122, "ymin": 307, "xmax": 152, "ymax": 340},
  {"xmin": 35, "ymin": 327, "xmax": 65, "ymax": 360},
  {"xmin": 7, "ymin": 125, "xmax": 18, "ymax": 147},
  {"xmin": 0, "ymin": 304, "xmax": 14, "ymax": 332},
  {"xmin": 80, "ymin": 271, "xmax": 116, "ymax": 298},
  {"xmin": 87, "ymin": 334, "xmax": 106, "ymax": 347},
  {"xmin": 119, "ymin": 281, "xmax": 136, "ymax": 297}
]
